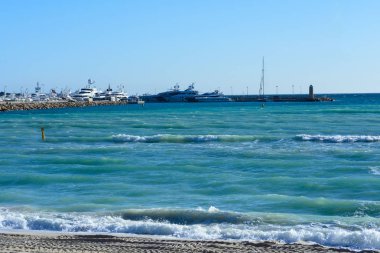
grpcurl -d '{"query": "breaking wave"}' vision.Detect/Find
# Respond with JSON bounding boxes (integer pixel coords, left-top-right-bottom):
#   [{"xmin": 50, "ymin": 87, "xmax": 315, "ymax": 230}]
[
  {"xmin": 1, "ymin": 207, "xmax": 380, "ymax": 250},
  {"xmin": 112, "ymin": 134, "xmax": 261, "ymax": 143},
  {"xmin": 296, "ymin": 134, "xmax": 380, "ymax": 143},
  {"xmin": 369, "ymin": 166, "xmax": 380, "ymax": 176}
]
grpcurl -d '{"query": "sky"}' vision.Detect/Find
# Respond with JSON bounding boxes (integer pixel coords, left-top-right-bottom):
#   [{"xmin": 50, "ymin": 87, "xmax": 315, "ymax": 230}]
[{"xmin": 0, "ymin": 0, "xmax": 379, "ymax": 95}]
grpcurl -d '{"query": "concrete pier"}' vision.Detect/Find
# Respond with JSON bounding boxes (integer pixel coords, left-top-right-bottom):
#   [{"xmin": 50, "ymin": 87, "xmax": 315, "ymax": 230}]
[{"xmin": 227, "ymin": 94, "xmax": 333, "ymax": 102}]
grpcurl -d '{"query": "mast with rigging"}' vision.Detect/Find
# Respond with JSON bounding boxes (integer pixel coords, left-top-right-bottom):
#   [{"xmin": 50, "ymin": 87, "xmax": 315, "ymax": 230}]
[{"xmin": 259, "ymin": 57, "xmax": 265, "ymax": 97}]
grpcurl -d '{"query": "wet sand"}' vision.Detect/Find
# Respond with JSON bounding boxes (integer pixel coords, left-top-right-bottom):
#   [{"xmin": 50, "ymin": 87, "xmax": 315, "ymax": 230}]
[{"xmin": 0, "ymin": 231, "xmax": 376, "ymax": 253}]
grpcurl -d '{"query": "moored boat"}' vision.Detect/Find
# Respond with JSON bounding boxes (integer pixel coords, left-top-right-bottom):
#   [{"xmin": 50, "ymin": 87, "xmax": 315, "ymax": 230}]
[
  {"xmin": 71, "ymin": 79, "xmax": 99, "ymax": 101},
  {"xmin": 141, "ymin": 83, "xmax": 198, "ymax": 102},
  {"xmin": 193, "ymin": 90, "xmax": 232, "ymax": 102}
]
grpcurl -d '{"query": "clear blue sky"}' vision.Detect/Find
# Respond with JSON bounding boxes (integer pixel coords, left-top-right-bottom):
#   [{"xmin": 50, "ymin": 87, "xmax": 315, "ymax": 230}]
[{"xmin": 0, "ymin": 0, "xmax": 379, "ymax": 95}]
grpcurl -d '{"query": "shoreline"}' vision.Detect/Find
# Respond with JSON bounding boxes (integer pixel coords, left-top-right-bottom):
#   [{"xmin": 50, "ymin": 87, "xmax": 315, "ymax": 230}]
[{"xmin": 0, "ymin": 231, "xmax": 376, "ymax": 253}]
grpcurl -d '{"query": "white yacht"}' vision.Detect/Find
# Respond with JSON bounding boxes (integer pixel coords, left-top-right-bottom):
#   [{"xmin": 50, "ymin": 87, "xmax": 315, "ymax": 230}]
[
  {"xmin": 93, "ymin": 84, "xmax": 128, "ymax": 101},
  {"xmin": 109, "ymin": 85, "xmax": 128, "ymax": 101},
  {"xmin": 31, "ymin": 82, "xmax": 49, "ymax": 102},
  {"xmin": 194, "ymin": 90, "xmax": 232, "ymax": 102},
  {"xmin": 158, "ymin": 83, "xmax": 198, "ymax": 102},
  {"xmin": 72, "ymin": 79, "xmax": 99, "ymax": 101},
  {"xmin": 93, "ymin": 85, "xmax": 113, "ymax": 101}
]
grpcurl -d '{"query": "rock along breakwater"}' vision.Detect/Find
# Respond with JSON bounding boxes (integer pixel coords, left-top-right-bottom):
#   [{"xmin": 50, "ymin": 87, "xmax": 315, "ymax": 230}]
[{"xmin": 0, "ymin": 101, "xmax": 133, "ymax": 112}]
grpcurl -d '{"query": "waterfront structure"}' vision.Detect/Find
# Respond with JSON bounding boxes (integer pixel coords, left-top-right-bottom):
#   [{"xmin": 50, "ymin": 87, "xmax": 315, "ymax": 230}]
[
  {"xmin": 0, "ymin": 79, "xmax": 332, "ymax": 104},
  {"xmin": 309, "ymin": 85, "xmax": 314, "ymax": 99}
]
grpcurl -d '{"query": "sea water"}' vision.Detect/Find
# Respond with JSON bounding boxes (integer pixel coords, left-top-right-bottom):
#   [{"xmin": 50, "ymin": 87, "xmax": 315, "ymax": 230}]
[{"xmin": 1, "ymin": 94, "xmax": 380, "ymax": 250}]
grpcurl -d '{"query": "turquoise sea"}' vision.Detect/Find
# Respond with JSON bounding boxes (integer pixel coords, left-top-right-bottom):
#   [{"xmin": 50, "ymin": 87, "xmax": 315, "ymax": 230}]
[{"xmin": 1, "ymin": 94, "xmax": 380, "ymax": 250}]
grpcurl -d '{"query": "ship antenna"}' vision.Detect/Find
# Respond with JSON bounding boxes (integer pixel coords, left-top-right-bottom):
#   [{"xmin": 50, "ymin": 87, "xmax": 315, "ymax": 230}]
[{"xmin": 88, "ymin": 78, "xmax": 95, "ymax": 86}]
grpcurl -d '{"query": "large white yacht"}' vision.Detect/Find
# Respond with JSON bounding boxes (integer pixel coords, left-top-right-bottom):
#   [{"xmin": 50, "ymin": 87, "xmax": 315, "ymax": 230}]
[
  {"xmin": 93, "ymin": 84, "xmax": 128, "ymax": 101},
  {"xmin": 109, "ymin": 85, "xmax": 128, "ymax": 101},
  {"xmin": 71, "ymin": 79, "xmax": 99, "ymax": 101},
  {"xmin": 194, "ymin": 90, "xmax": 232, "ymax": 102},
  {"xmin": 158, "ymin": 83, "xmax": 198, "ymax": 102},
  {"xmin": 93, "ymin": 85, "xmax": 113, "ymax": 101}
]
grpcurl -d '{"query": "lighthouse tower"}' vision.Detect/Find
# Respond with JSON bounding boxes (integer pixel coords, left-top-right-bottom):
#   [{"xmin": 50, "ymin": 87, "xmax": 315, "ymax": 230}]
[{"xmin": 309, "ymin": 85, "xmax": 314, "ymax": 99}]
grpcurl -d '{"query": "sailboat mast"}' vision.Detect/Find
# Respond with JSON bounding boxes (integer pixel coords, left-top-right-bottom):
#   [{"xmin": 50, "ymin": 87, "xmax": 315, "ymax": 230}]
[
  {"xmin": 262, "ymin": 57, "xmax": 265, "ymax": 96},
  {"xmin": 259, "ymin": 57, "xmax": 265, "ymax": 96}
]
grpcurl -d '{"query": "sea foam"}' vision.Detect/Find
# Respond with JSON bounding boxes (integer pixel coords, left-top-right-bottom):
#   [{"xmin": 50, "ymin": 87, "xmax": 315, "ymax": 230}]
[
  {"xmin": 369, "ymin": 167, "xmax": 380, "ymax": 176},
  {"xmin": 112, "ymin": 134, "xmax": 258, "ymax": 143},
  {"xmin": 296, "ymin": 134, "xmax": 380, "ymax": 143},
  {"xmin": 0, "ymin": 208, "xmax": 380, "ymax": 250}
]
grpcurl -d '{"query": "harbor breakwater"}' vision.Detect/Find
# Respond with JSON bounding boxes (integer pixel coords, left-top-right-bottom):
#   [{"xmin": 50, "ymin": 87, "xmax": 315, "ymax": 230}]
[
  {"xmin": 0, "ymin": 101, "xmax": 134, "ymax": 112},
  {"xmin": 0, "ymin": 95, "xmax": 333, "ymax": 112},
  {"xmin": 228, "ymin": 94, "xmax": 333, "ymax": 102}
]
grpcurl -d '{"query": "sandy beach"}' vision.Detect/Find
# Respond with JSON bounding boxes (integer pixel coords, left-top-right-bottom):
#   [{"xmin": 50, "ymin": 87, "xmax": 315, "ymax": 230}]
[{"xmin": 0, "ymin": 231, "xmax": 376, "ymax": 253}]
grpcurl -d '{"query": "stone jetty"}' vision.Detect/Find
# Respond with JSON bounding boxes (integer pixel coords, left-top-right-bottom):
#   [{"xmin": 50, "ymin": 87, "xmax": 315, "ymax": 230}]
[{"xmin": 0, "ymin": 101, "xmax": 135, "ymax": 112}]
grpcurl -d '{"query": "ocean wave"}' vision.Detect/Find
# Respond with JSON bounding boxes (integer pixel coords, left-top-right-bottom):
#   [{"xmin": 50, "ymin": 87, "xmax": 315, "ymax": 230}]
[
  {"xmin": 121, "ymin": 207, "xmax": 258, "ymax": 225},
  {"xmin": 296, "ymin": 134, "xmax": 380, "ymax": 143},
  {"xmin": 112, "ymin": 134, "xmax": 260, "ymax": 143},
  {"xmin": 260, "ymin": 194, "xmax": 380, "ymax": 218},
  {"xmin": 1, "ymin": 207, "xmax": 380, "ymax": 250},
  {"xmin": 369, "ymin": 167, "xmax": 380, "ymax": 176}
]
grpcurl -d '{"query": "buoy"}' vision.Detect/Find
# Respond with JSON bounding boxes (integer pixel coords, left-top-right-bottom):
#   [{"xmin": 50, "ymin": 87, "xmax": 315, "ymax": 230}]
[{"xmin": 41, "ymin": 128, "xmax": 45, "ymax": 141}]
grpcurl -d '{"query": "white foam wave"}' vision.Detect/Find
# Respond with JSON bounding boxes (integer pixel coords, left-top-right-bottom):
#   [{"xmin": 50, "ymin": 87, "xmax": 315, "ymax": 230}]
[
  {"xmin": 207, "ymin": 206, "xmax": 220, "ymax": 213},
  {"xmin": 296, "ymin": 134, "xmax": 380, "ymax": 143},
  {"xmin": 194, "ymin": 206, "xmax": 220, "ymax": 213},
  {"xmin": 0, "ymin": 209, "xmax": 379, "ymax": 250},
  {"xmin": 369, "ymin": 167, "xmax": 380, "ymax": 176},
  {"xmin": 112, "ymin": 134, "xmax": 257, "ymax": 143}
]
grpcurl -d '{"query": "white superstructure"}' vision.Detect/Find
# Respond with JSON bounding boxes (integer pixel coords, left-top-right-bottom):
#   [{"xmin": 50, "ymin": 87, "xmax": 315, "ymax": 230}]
[{"xmin": 71, "ymin": 79, "xmax": 99, "ymax": 101}]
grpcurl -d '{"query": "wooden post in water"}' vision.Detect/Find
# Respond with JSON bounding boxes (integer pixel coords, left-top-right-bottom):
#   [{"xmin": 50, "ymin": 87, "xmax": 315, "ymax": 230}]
[{"xmin": 41, "ymin": 128, "xmax": 45, "ymax": 141}]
